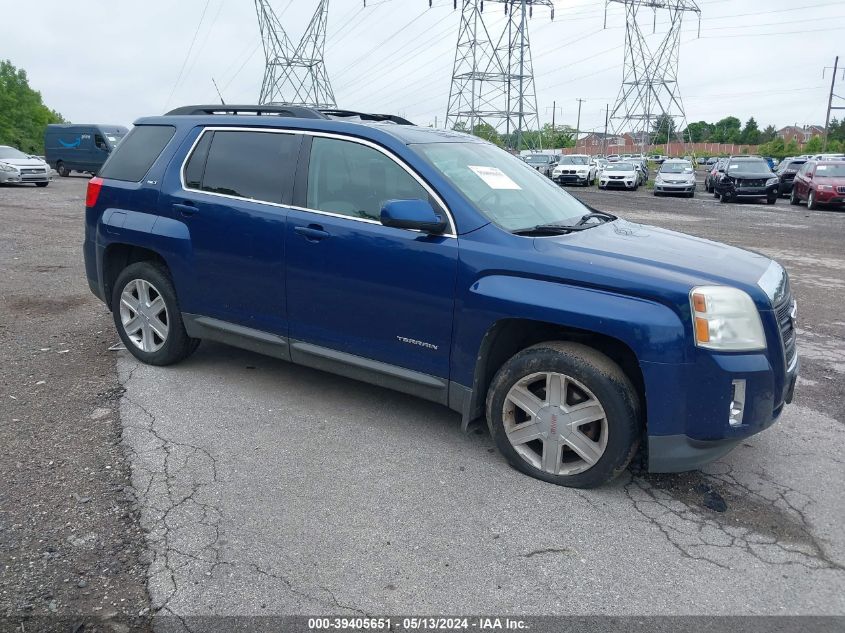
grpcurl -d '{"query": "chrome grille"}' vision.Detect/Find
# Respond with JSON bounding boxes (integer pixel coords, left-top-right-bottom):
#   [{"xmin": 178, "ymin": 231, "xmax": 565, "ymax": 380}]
[
  {"xmin": 776, "ymin": 294, "xmax": 797, "ymax": 369},
  {"xmin": 838, "ymin": 186, "xmax": 845, "ymax": 194}
]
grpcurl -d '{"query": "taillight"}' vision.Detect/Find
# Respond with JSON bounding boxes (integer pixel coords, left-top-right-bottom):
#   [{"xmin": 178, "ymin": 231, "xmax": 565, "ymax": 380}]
[{"xmin": 86, "ymin": 177, "xmax": 103, "ymax": 208}]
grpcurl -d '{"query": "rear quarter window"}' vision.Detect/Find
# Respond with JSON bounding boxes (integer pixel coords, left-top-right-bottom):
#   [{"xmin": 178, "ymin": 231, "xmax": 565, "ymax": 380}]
[{"xmin": 99, "ymin": 125, "xmax": 176, "ymax": 182}]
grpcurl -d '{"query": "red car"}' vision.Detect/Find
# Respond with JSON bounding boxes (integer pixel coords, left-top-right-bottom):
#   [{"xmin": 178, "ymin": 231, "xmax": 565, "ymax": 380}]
[{"xmin": 790, "ymin": 160, "xmax": 845, "ymax": 209}]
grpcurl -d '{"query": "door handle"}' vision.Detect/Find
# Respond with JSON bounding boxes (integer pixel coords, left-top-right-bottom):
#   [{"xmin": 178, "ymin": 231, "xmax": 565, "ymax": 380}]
[
  {"xmin": 173, "ymin": 202, "xmax": 198, "ymax": 216},
  {"xmin": 294, "ymin": 225, "xmax": 330, "ymax": 241}
]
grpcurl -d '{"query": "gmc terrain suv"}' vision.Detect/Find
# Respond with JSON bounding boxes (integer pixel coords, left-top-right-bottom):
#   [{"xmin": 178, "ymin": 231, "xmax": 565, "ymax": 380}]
[{"xmin": 84, "ymin": 105, "xmax": 798, "ymax": 488}]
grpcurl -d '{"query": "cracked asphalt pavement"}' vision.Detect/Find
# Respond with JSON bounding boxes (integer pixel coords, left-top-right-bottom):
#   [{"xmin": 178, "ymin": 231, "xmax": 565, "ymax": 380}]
[{"xmin": 3, "ymin": 175, "xmax": 845, "ymax": 629}]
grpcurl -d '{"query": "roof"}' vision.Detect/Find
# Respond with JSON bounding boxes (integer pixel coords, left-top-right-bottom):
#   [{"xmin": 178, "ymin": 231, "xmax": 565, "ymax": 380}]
[{"xmin": 138, "ymin": 104, "xmax": 480, "ymax": 146}]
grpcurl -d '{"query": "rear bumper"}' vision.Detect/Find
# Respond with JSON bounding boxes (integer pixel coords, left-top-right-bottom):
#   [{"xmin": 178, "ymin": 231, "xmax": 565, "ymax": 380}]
[{"xmin": 779, "ymin": 180, "xmax": 794, "ymax": 194}]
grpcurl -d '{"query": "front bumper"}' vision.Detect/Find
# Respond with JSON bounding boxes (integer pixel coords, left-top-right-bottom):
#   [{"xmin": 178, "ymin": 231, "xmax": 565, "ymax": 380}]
[
  {"xmin": 814, "ymin": 189, "xmax": 845, "ymax": 205},
  {"xmin": 654, "ymin": 181, "xmax": 695, "ymax": 193},
  {"xmin": 0, "ymin": 169, "xmax": 51, "ymax": 184},
  {"xmin": 601, "ymin": 179, "xmax": 635, "ymax": 189},
  {"xmin": 727, "ymin": 184, "xmax": 779, "ymax": 198},
  {"xmin": 643, "ymin": 342, "xmax": 798, "ymax": 472},
  {"xmin": 554, "ymin": 173, "xmax": 590, "ymax": 185}
]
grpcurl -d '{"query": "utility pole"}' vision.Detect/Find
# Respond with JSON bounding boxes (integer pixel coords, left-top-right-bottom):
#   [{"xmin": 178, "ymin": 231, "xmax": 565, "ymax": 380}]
[
  {"xmin": 823, "ymin": 56, "xmax": 844, "ymax": 151},
  {"xmin": 603, "ymin": 103, "xmax": 610, "ymax": 156},
  {"xmin": 575, "ymin": 98, "xmax": 585, "ymax": 153},
  {"xmin": 517, "ymin": 0, "xmax": 527, "ymax": 152}
]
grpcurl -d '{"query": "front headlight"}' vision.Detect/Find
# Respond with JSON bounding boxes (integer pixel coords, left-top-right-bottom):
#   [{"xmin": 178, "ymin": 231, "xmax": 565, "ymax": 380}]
[
  {"xmin": 817, "ymin": 184, "xmax": 833, "ymax": 191},
  {"xmin": 0, "ymin": 162, "xmax": 17, "ymax": 173},
  {"xmin": 766, "ymin": 177, "xmax": 779, "ymax": 186},
  {"xmin": 690, "ymin": 286, "xmax": 766, "ymax": 351}
]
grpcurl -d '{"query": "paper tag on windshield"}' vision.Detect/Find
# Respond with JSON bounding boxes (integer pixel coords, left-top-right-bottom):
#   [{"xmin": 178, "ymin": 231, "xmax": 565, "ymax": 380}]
[{"xmin": 468, "ymin": 165, "xmax": 521, "ymax": 190}]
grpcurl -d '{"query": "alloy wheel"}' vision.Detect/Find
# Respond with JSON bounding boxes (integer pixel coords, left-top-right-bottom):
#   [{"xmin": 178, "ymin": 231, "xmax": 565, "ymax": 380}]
[
  {"xmin": 502, "ymin": 372, "xmax": 608, "ymax": 476},
  {"xmin": 119, "ymin": 279, "xmax": 170, "ymax": 353}
]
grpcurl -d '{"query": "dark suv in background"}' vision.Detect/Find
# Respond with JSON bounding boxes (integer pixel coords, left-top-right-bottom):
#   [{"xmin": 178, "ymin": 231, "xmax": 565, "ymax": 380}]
[
  {"xmin": 776, "ymin": 157, "xmax": 807, "ymax": 196},
  {"xmin": 714, "ymin": 156, "xmax": 779, "ymax": 204}
]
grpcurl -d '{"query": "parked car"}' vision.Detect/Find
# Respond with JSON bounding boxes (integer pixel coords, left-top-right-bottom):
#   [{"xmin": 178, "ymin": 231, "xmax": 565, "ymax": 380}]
[
  {"xmin": 606, "ymin": 154, "xmax": 620, "ymax": 162},
  {"xmin": 45, "ymin": 124, "xmax": 128, "ymax": 177},
  {"xmin": 593, "ymin": 158, "xmax": 609, "ymax": 180},
  {"xmin": 654, "ymin": 159, "xmax": 696, "ymax": 197},
  {"xmin": 634, "ymin": 158, "xmax": 649, "ymax": 185},
  {"xmin": 705, "ymin": 158, "xmax": 728, "ymax": 193},
  {"xmin": 0, "ymin": 145, "xmax": 52, "ymax": 187},
  {"xmin": 523, "ymin": 153, "xmax": 559, "ymax": 177},
  {"xmin": 696, "ymin": 157, "xmax": 707, "ymax": 165},
  {"xmin": 598, "ymin": 161, "xmax": 639, "ymax": 190},
  {"xmin": 83, "ymin": 104, "xmax": 798, "ymax": 488},
  {"xmin": 714, "ymin": 157, "xmax": 779, "ymax": 204},
  {"xmin": 808, "ymin": 153, "xmax": 845, "ymax": 162},
  {"xmin": 775, "ymin": 158, "xmax": 807, "ymax": 196},
  {"xmin": 790, "ymin": 160, "xmax": 845, "ymax": 210},
  {"xmin": 552, "ymin": 155, "xmax": 595, "ymax": 186},
  {"xmin": 705, "ymin": 157, "xmax": 719, "ymax": 168}
]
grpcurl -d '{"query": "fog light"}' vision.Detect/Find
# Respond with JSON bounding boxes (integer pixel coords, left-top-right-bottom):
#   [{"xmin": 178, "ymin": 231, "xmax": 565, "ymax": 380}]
[{"xmin": 729, "ymin": 379, "xmax": 746, "ymax": 427}]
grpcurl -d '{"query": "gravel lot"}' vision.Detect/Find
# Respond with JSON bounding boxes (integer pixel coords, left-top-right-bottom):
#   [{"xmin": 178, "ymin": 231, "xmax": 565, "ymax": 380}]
[{"xmin": 1, "ymin": 175, "xmax": 844, "ymax": 630}]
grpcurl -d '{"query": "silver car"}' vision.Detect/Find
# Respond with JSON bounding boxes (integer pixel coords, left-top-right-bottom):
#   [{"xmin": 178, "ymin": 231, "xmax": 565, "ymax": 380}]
[{"xmin": 0, "ymin": 146, "xmax": 52, "ymax": 187}]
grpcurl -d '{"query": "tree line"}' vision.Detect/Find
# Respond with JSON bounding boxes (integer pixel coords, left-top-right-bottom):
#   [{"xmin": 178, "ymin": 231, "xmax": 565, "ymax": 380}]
[{"xmin": 0, "ymin": 60, "xmax": 64, "ymax": 154}]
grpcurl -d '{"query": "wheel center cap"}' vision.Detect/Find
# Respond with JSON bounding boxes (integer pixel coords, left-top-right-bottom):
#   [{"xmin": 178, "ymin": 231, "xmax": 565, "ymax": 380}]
[{"xmin": 537, "ymin": 405, "xmax": 567, "ymax": 439}]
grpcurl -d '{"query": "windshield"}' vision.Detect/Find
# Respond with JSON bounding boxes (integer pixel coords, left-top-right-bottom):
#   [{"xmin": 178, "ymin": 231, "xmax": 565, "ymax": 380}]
[
  {"xmin": 524, "ymin": 155, "xmax": 550, "ymax": 164},
  {"xmin": 415, "ymin": 142, "xmax": 590, "ymax": 231},
  {"xmin": 660, "ymin": 162, "xmax": 693, "ymax": 174},
  {"xmin": 727, "ymin": 160, "xmax": 770, "ymax": 174},
  {"xmin": 0, "ymin": 147, "xmax": 29, "ymax": 159},
  {"xmin": 815, "ymin": 163, "xmax": 845, "ymax": 177},
  {"xmin": 559, "ymin": 156, "xmax": 589, "ymax": 165},
  {"xmin": 605, "ymin": 162, "xmax": 633, "ymax": 171},
  {"xmin": 784, "ymin": 161, "xmax": 806, "ymax": 171}
]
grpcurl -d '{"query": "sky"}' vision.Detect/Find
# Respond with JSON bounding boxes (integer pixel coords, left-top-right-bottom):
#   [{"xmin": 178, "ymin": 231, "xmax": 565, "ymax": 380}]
[{"xmin": 3, "ymin": 0, "xmax": 843, "ymax": 135}]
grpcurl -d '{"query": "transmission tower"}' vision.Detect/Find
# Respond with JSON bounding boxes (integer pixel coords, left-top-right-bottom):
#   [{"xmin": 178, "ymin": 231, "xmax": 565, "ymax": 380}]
[
  {"xmin": 605, "ymin": 0, "xmax": 700, "ymax": 152},
  {"xmin": 256, "ymin": 0, "xmax": 336, "ymax": 107},
  {"xmin": 439, "ymin": 0, "xmax": 554, "ymax": 151}
]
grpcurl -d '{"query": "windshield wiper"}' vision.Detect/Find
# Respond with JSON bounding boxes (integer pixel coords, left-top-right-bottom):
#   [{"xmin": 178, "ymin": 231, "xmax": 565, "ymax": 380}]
[
  {"xmin": 512, "ymin": 223, "xmax": 595, "ymax": 236},
  {"xmin": 576, "ymin": 211, "xmax": 616, "ymax": 226}
]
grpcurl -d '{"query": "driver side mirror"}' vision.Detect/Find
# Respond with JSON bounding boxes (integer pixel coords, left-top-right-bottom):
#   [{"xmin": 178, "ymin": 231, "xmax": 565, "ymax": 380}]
[{"xmin": 380, "ymin": 199, "xmax": 447, "ymax": 234}]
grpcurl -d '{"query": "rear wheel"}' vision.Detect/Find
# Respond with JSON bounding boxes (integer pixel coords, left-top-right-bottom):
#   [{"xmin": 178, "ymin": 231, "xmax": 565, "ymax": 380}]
[
  {"xmin": 56, "ymin": 161, "xmax": 70, "ymax": 177},
  {"xmin": 487, "ymin": 342, "xmax": 641, "ymax": 489},
  {"xmin": 111, "ymin": 262, "xmax": 200, "ymax": 366}
]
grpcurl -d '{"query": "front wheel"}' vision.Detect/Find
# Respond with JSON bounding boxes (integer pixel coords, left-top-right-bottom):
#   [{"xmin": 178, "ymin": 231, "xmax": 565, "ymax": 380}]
[
  {"xmin": 111, "ymin": 262, "xmax": 200, "ymax": 366},
  {"xmin": 720, "ymin": 191, "xmax": 731, "ymax": 203},
  {"xmin": 766, "ymin": 193, "xmax": 777, "ymax": 205},
  {"xmin": 807, "ymin": 191, "xmax": 818, "ymax": 210},
  {"xmin": 36, "ymin": 182, "xmax": 49, "ymax": 188},
  {"xmin": 486, "ymin": 342, "xmax": 641, "ymax": 488}
]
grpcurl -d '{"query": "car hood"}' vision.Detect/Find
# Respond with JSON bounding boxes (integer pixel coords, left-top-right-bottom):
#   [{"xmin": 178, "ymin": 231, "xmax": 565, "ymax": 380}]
[
  {"xmin": 0, "ymin": 157, "xmax": 47, "ymax": 168},
  {"xmin": 533, "ymin": 219, "xmax": 775, "ymax": 310},
  {"xmin": 729, "ymin": 171, "xmax": 774, "ymax": 179}
]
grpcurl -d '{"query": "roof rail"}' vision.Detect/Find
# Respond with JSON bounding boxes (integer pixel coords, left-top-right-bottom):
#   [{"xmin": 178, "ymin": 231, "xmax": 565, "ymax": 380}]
[
  {"xmin": 320, "ymin": 110, "xmax": 414, "ymax": 126},
  {"xmin": 165, "ymin": 104, "xmax": 415, "ymax": 126},
  {"xmin": 164, "ymin": 104, "xmax": 327, "ymax": 118}
]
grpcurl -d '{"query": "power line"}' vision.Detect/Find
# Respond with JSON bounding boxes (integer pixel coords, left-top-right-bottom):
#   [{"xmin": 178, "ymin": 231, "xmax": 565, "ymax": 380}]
[{"xmin": 164, "ymin": 0, "xmax": 213, "ymax": 110}]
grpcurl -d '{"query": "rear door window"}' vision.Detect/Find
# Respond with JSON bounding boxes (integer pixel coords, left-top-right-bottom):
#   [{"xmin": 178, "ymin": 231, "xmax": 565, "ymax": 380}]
[
  {"xmin": 186, "ymin": 130, "xmax": 299, "ymax": 204},
  {"xmin": 99, "ymin": 125, "xmax": 176, "ymax": 182}
]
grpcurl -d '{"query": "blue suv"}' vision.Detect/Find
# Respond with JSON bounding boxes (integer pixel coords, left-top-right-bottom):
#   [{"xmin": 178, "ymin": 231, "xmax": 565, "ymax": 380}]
[{"xmin": 83, "ymin": 105, "xmax": 798, "ymax": 488}]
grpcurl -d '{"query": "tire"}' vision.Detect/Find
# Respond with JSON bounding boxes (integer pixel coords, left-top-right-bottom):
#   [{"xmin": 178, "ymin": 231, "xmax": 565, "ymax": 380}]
[
  {"xmin": 790, "ymin": 189, "xmax": 800, "ymax": 205},
  {"xmin": 56, "ymin": 161, "xmax": 70, "ymax": 177},
  {"xmin": 653, "ymin": 191, "xmax": 661, "ymax": 197},
  {"xmin": 687, "ymin": 191, "xmax": 695, "ymax": 198},
  {"xmin": 36, "ymin": 182, "xmax": 49, "ymax": 188},
  {"xmin": 713, "ymin": 190, "xmax": 720, "ymax": 199},
  {"xmin": 807, "ymin": 191, "xmax": 818, "ymax": 211},
  {"xmin": 720, "ymin": 191, "xmax": 731, "ymax": 203},
  {"xmin": 766, "ymin": 193, "xmax": 777, "ymax": 205},
  {"xmin": 486, "ymin": 341, "xmax": 641, "ymax": 489},
  {"xmin": 111, "ymin": 261, "xmax": 200, "ymax": 366}
]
